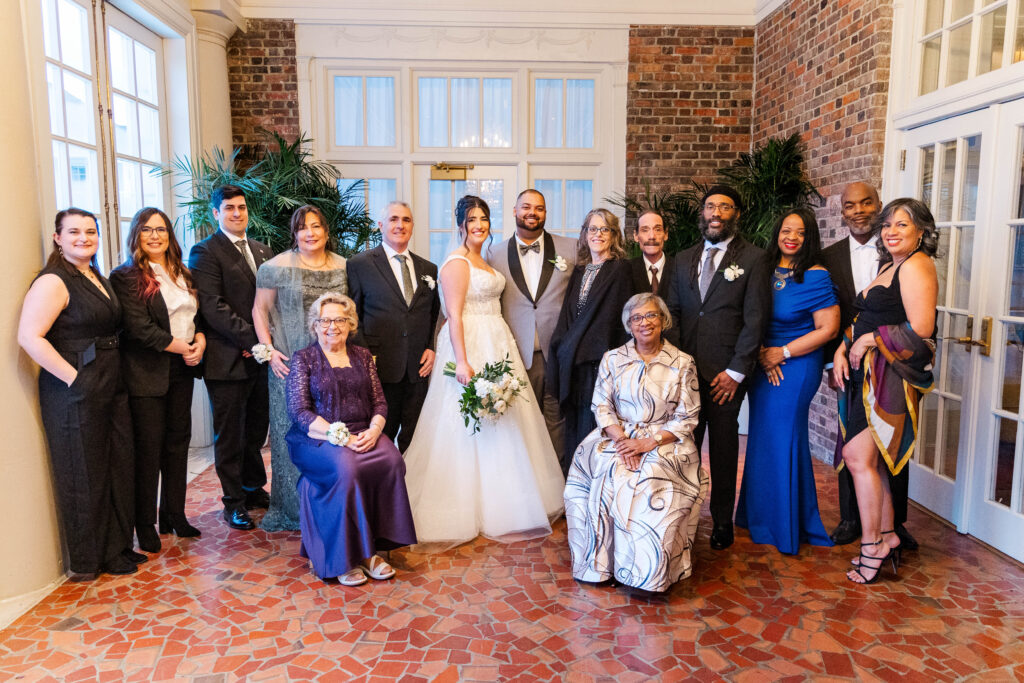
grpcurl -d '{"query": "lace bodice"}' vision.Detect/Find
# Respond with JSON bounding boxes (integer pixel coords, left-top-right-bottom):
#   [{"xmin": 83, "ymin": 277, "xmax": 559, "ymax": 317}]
[{"xmin": 440, "ymin": 255, "xmax": 505, "ymax": 317}]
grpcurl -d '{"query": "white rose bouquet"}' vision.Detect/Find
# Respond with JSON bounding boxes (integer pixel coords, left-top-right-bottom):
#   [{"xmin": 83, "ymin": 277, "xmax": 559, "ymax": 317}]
[
  {"xmin": 443, "ymin": 355, "xmax": 528, "ymax": 434},
  {"xmin": 326, "ymin": 421, "xmax": 351, "ymax": 447}
]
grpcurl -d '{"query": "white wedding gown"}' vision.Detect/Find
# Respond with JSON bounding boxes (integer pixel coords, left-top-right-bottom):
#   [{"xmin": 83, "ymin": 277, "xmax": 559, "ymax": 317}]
[{"xmin": 403, "ymin": 254, "xmax": 565, "ymax": 547}]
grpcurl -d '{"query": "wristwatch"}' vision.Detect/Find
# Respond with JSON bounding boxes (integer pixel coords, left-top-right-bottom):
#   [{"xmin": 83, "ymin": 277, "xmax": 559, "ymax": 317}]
[
  {"xmin": 654, "ymin": 433, "xmax": 663, "ymax": 445},
  {"xmin": 782, "ymin": 345, "xmax": 791, "ymax": 360}
]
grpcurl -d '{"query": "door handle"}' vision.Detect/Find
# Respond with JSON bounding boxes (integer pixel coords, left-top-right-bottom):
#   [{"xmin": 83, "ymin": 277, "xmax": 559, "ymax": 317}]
[{"xmin": 975, "ymin": 315, "xmax": 992, "ymax": 356}]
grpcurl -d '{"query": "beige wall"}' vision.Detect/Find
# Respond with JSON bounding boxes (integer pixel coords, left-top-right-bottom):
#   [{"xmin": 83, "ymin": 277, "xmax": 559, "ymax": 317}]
[{"xmin": 0, "ymin": 1, "xmax": 63, "ymax": 604}]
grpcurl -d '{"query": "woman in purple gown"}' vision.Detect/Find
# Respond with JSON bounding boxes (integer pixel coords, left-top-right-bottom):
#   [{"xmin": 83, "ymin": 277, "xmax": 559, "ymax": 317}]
[{"xmin": 285, "ymin": 292, "xmax": 416, "ymax": 585}]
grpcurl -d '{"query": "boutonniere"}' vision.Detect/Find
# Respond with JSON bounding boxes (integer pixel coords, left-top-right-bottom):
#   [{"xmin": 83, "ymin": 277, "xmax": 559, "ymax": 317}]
[
  {"xmin": 721, "ymin": 263, "xmax": 745, "ymax": 281},
  {"xmin": 421, "ymin": 274, "xmax": 436, "ymax": 290},
  {"xmin": 549, "ymin": 255, "xmax": 568, "ymax": 272}
]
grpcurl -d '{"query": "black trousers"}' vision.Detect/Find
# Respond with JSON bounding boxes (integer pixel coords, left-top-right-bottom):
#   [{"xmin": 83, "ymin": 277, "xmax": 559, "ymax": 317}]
[
  {"xmin": 562, "ymin": 360, "xmax": 601, "ymax": 476},
  {"xmin": 129, "ymin": 358, "xmax": 194, "ymax": 527},
  {"xmin": 838, "ymin": 460, "xmax": 910, "ymax": 527},
  {"xmin": 382, "ymin": 378, "xmax": 429, "ymax": 453},
  {"xmin": 694, "ymin": 375, "xmax": 747, "ymax": 526},
  {"xmin": 206, "ymin": 371, "xmax": 269, "ymax": 512}
]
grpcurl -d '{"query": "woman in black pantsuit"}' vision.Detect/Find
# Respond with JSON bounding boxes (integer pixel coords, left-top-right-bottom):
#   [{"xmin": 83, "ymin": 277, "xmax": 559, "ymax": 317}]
[
  {"xmin": 18, "ymin": 208, "xmax": 137, "ymax": 580},
  {"xmin": 110, "ymin": 208, "xmax": 206, "ymax": 553}
]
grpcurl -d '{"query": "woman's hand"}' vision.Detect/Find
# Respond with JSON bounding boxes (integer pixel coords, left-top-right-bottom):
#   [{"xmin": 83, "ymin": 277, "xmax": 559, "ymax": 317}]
[
  {"xmin": 455, "ymin": 360, "xmax": 475, "ymax": 386},
  {"xmin": 65, "ymin": 370, "xmax": 78, "ymax": 388},
  {"xmin": 848, "ymin": 332, "xmax": 876, "ymax": 371},
  {"xmin": 765, "ymin": 365, "xmax": 784, "ymax": 387},
  {"xmin": 759, "ymin": 346, "xmax": 785, "ymax": 371},
  {"xmin": 613, "ymin": 436, "xmax": 655, "ymax": 471},
  {"xmin": 348, "ymin": 424, "xmax": 382, "ymax": 453},
  {"xmin": 269, "ymin": 349, "xmax": 291, "ymax": 379},
  {"xmin": 832, "ymin": 348, "xmax": 850, "ymax": 391},
  {"xmin": 183, "ymin": 334, "xmax": 206, "ymax": 366}
]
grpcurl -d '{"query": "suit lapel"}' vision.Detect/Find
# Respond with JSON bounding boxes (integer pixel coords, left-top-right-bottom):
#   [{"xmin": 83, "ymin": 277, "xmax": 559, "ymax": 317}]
[
  {"xmin": 407, "ymin": 254, "xmax": 434, "ymax": 308},
  {"xmin": 702, "ymin": 238, "xmax": 742, "ymax": 304},
  {"xmin": 534, "ymin": 232, "xmax": 557, "ymax": 301},
  {"xmin": 214, "ymin": 231, "xmax": 255, "ymax": 285},
  {"xmin": 506, "ymin": 237, "xmax": 534, "ymax": 303},
  {"xmin": 837, "ymin": 237, "xmax": 856, "ymax": 295},
  {"xmin": 371, "ymin": 246, "xmax": 408, "ymax": 305}
]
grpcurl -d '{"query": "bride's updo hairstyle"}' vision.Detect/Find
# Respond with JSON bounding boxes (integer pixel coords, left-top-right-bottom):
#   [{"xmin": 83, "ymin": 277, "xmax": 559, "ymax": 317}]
[{"xmin": 455, "ymin": 195, "xmax": 492, "ymax": 247}]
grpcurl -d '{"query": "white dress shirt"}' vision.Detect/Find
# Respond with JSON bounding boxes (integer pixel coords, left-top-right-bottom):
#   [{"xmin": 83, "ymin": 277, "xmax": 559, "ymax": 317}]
[
  {"xmin": 697, "ymin": 235, "xmax": 743, "ymax": 383},
  {"xmin": 382, "ymin": 241, "xmax": 417, "ymax": 297},
  {"xmin": 642, "ymin": 252, "xmax": 666, "ymax": 284},
  {"xmin": 850, "ymin": 235, "xmax": 880, "ymax": 294},
  {"xmin": 220, "ymin": 228, "xmax": 256, "ymax": 273},
  {"xmin": 514, "ymin": 234, "xmax": 544, "ymax": 298},
  {"xmin": 152, "ymin": 262, "xmax": 197, "ymax": 340}
]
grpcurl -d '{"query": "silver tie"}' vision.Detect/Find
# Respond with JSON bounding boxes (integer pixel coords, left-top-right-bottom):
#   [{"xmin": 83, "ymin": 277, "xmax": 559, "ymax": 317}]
[
  {"xmin": 699, "ymin": 247, "xmax": 719, "ymax": 301},
  {"xmin": 235, "ymin": 239, "xmax": 257, "ymax": 275},
  {"xmin": 394, "ymin": 254, "xmax": 414, "ymax": 306}
]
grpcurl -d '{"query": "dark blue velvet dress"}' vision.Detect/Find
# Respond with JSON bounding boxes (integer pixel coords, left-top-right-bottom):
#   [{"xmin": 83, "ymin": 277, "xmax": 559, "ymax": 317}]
[{"xmin": 735, "ymin": 268, "xmax": 837, "ymax": 554}]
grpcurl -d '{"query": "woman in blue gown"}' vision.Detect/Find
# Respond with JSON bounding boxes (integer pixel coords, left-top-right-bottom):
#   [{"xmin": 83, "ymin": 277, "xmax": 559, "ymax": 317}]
[{"xmin": 736, "ymin": 208, "xmax": 840, "ymax": 554}]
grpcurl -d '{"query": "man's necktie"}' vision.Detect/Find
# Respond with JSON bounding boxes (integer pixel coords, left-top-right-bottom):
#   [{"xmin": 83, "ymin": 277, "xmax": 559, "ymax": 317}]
[
  {"xmin": 649, "ymin": 265, "xmax": 659, "ymax": 294},
  {"xmin": 518, "ymin": 242, "xmax": 541, "ymax": 256},
  {"xmin": 394, "ymin": 254, "xmax": 414, "ymax": 306},
  {"xmin": 699, "ymin": 247, "xmax": 719, "ymax": 301},
  {"xmin": 235, "ymin": 239, "xmax": 257, "ymax": 275}
]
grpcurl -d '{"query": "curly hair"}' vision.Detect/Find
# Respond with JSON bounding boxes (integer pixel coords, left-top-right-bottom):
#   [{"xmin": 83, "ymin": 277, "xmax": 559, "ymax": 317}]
[
  {"xmin": 307, "ymin": 292, "xmax": 359, "ymax": 336},
  {"xmin": 576, "ymin": 208, "xmax": 627, "ymax": 264},
  {"xmin": 621, "ymin": 293, "xmax": 673, "ymax": 335},
  {"xmin": 873, "ymin": 198, "xmax": 940, "ymax": 263}
]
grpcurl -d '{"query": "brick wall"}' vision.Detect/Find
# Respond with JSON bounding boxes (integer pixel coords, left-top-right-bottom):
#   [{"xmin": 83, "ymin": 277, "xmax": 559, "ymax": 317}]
[
  {"xmin": 226, "ymin": 19, "xmax": 300, "ymax": 151},
  {"xmin": 754, "ymin": 0, "xmax": 894, "ymax": 461},
  {"xmin": 626, "ymin": 26, "xmax": 755, "ymax": 199}
]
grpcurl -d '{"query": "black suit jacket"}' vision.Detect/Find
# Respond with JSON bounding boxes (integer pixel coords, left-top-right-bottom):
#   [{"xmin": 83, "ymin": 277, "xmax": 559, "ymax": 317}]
[
  {"xmin": 628, "ymin": 254, "xmax": 674, "ymax": 298},
  {"xmin": 109, "ymin": 265, "xmax": 203, "ymax": 397},
  {"xmin": 664, "ymin": 237, "xmax": 771, "ymax": 383},
  {"xmin": 820, "ymin": 236, "xmax": 868, "ymax": 362},
  {"xmin": 346, "ymin": 245, "xmax": 440, "ymax": 384},
  {"xmin": 547, "ymin": 259, "xmax": 633, "ymax": 404},
  {"xmin": 187, "ymin": 231, "xmax": 273, "ymax": 381}
]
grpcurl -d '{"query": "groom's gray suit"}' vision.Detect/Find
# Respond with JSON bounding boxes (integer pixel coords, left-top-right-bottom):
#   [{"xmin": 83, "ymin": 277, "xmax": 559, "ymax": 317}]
[{"xmin": 488, "ymin": 231, "xmax": 577, "ymax": 454}]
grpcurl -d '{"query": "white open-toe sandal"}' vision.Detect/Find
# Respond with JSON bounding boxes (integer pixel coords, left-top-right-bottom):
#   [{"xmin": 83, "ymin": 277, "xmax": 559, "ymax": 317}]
[
  {"xmin": 361, "ymin": 555, "xmax": 396, "ymax": 580},
  {"xmin": 339, "ymin": 567, "xmax": 368, "ymax": 586}
]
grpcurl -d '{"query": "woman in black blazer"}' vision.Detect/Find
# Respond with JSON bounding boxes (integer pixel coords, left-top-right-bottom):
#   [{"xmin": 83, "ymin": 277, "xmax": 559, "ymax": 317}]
[
  {"xmin": 110, "ymin": 208, "xmax": 206, "ymax": 552},
  {"xmin": 547, "ymin": 208, "xmax": 633, "ymax": 475}
]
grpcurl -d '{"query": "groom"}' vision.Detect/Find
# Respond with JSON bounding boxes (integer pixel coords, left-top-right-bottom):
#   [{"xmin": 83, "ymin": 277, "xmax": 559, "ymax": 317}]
[
  {"xmin": 347, "ymin": 201, "xmax": 440, "ymax": 452},
  {"xmin": 488, "ymin": 189, "xmax": 576, "ymax": 456}
]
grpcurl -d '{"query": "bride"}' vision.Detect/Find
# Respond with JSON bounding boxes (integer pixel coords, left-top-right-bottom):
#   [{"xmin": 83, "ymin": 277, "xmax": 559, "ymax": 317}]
[{"xmin": 403, "ymin": 195, "xmax": 565, "ymax": 547}]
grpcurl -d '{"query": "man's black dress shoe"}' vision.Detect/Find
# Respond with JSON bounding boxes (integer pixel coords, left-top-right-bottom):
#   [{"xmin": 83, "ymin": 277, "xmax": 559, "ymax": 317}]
[
  {"xmin": 895, "ymin": 524, "xmax": 919, "ymax": 551},
  {"xmin": 244, "ymin": 488, "xmax": 270, "ymax": 510},
  {"xmin": 710, "ymin": 523, "xmax": 734, "ymax": 550},
  {"xmin": 225, "ymin": 508, "xmax": 255, "ymax": 530},
  {"xmin": 103, "ymin": 555, "xmax": 139, "ymax": 575},
  {"xmin": 123, "ymin": 549, "xmax": 148, "ymax": 564},
  {"xmin": 830, "ymin": 520, "xmax": 862, "ymax": 545},
  {"xmin": 137, "ymin": 526, "xmax": 161, "ymax": 553}
]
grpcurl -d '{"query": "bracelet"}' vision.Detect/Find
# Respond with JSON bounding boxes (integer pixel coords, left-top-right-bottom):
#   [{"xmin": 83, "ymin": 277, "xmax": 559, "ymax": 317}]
[{"xmin": 782, "ymin": 345, "xmax": 791, "ymax": 360}]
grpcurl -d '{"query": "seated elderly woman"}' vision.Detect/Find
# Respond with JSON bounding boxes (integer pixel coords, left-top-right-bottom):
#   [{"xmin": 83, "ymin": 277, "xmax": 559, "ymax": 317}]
[
  {"xmin": 285, "ymin": 292, "xmax": 417, "ymax": 586},
  {"xmin": 564, "ymin": 293, "xmax": 709, "ymax": 593}
]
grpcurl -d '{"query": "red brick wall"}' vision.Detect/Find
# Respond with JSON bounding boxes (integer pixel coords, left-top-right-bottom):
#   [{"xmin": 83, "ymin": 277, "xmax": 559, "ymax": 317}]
[
  {"xmin": 626, "ymin": 26, "xmax": 755, "ymax": 199},
  {"xmin": 227, "ymin": 19, "xmax": 300, "ymax": 150},
  {"xmin": 754, "ymin": 0, "xmax": 893, "ymax": 461}
]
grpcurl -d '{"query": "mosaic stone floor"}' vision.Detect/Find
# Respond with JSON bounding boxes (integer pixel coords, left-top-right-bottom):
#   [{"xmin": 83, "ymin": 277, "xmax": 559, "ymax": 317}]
[{"xmin": 2, "ymin": 440, "xmax": 1023, "ymax": 682}]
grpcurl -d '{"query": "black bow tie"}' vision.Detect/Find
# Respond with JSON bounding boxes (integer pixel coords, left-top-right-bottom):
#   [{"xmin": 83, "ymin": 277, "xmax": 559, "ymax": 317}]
[{"xmin": 518, "ymin": 242, "xmax": 541, "ymax": 256}]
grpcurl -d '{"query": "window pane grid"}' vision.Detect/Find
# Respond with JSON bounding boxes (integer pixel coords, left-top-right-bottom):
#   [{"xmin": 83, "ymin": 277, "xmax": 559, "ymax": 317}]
[
  {"xmin": 417, "ymin": 76, "xmax": 512, "ymax": 150},
  {"xmin": 918, "ymin": 0, "xmax": 1012, "ymax": 94},
  {"xmin": 334, "ymin": 75, "xmax": 396, "ymax": 148},
  {"xmin": 534, "ymin": 77, "xmax": 595, "ymax": 149}
]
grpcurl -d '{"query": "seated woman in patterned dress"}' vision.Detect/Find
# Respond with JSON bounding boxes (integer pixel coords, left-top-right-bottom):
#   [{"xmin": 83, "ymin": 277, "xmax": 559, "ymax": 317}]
[{"xmin": 564, "ymin": 293, "xmax": 709, "ymax": 594}]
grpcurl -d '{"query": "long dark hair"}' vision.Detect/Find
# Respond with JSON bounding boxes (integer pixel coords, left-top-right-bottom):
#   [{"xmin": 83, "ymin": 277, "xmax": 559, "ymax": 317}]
[
  {"xmin": 455, "ymin": 195, "xmax": 492, "ymax": 248},
  {"xmin": 46, "ymin": 207, "xmax": 100, "ymax": 274},
  {"xmin": 767, "ymin": 207, "xmax": 822, "ymax": 284},
  {"xmin": 873, "ymin": 198, "xmax": 940, "ymax": 264},
  {"xmin": 123, "ymin": 207, "xmax": 195, "ymax": 301},
  {"xmin": 290, "ymin": 205, "xmax": 331, "ymax": 251}
]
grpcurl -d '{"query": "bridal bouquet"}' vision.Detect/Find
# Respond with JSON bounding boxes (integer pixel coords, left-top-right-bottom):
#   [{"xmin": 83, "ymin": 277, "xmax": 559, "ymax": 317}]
[{"xmin": 443, "ymin": 355, "xmax": 528, "ymax": 434}]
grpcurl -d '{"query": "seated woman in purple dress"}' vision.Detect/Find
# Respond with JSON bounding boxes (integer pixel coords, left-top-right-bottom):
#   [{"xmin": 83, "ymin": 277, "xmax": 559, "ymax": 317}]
[{"xmin": 285, "ymin": 292, "xmax": 416, "ymax": 586}]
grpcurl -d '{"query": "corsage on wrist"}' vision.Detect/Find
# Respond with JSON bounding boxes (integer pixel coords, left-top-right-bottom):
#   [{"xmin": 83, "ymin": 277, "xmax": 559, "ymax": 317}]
[
  {"xmin": 251, "ymin": 343, "xmax": 274, "ymax": 364},
  {"xmin": 326, "ymin": 422, "xmax": 351, "ymax": 446}
]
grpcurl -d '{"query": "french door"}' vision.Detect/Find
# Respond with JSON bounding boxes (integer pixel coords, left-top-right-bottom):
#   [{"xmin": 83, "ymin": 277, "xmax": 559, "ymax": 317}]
[{"xmin": 901, "ymin": 104, "xmax": 1024, "ymax": 561}]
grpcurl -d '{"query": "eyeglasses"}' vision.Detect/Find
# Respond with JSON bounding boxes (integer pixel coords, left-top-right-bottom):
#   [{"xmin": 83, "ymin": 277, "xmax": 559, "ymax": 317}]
[
  {"xmin": 315, "ymin": 317, "xmax": 349, "ymax": 329},
  {"xmin": 628, "ymin": 311, "xmax": 663, "ymax": 324},
  {"xmin": 703, "ymin": 202, "xmax": 737, "ymax": 213},
  {"xmin": 140, "ymin": 226, "xmax": 169, "ymax": 235},
  {"xmin": 587, "ymin": 226, "xmax": 612, "ymax": 235}
]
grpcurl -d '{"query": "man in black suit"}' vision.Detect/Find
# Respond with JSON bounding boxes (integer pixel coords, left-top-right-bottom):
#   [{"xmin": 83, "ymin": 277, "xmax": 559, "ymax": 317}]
[
  {"xmin": 628, "ymin": 209, "xmax": 674, "ymax": 296},
  {"xmin": 347, "ymin": 201, "xmax": 440, "ymax": 452},
  {"xmin": 188, "ymin": 185, "xmax": 273, "ymax": 530},
  {"xmin": 664, "ymin": 185, "xmax": 771, "ymax": 550},
  {"xmin": 820, "ymin": 181, "xmax": 918, "ymax": 550}
]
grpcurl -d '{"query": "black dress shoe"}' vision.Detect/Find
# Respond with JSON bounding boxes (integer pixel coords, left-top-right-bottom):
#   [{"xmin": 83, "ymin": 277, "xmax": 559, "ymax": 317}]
[
  {"xmin": 244, "ymin": 488, "xmax": 270, "ymax": 510},
  {"xmin": 159, "ymin": 511, "xmax": 202, "ymax": 537},
  {"xmin": 710, "ymin": 523, "xmax": 734, "ymax": 550},
  {"xmin": 225, "ymin": 508, "xmax": 255, "ymax": 530},
  {"xmin": 123, "ymin": 549, "xmax": 148, "ymax": 564},
  {"xmin": 137, "ymin": 526, "xmax": 161, "ymax": 553},
  {"xmin": 103, "ymin": 555, "xmax": 139, "ymax": 575},
  {"xmin": 830, "ymin": 520, "xmax": 862, "ymax": 545},
  {"xmin": 895, "ymin": 524, "xmax": 919, "ymax": 551}
]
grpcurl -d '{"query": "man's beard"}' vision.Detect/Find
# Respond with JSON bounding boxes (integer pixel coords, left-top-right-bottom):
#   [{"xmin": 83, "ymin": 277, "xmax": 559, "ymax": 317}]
[
  {"xmin": 699, "ymin": 214, "xmax": 739, "ymax": 244},
  {"xmin": 515, "ymin": 214, "xmax": 545, "ymax": 233}
]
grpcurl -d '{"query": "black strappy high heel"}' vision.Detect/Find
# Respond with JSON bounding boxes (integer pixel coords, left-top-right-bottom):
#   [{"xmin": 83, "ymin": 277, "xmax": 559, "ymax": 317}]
[
  {"xmin": 847, "ymin": 539, "xmax": 890, "ymax": 585},
  {"xmin": 850, "ymin": 529, "xmax": 902, "ymax": 572}
]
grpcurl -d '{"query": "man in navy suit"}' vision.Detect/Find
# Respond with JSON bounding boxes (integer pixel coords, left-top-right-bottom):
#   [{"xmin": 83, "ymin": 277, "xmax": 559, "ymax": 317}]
[
  {"xmin": 664, "ymin": 185, "xmax": 771, "ymax": 550},
  {"xmin": 189, "ymin": 185, "xmax": 273, "ymax": 530},
  {"xmin": 628, "ymin": 209, "xmax": 673, "ymax": 296},
  {"xmin": 347, "ymin": 201, "xmax": 440, "ymax": 452}
]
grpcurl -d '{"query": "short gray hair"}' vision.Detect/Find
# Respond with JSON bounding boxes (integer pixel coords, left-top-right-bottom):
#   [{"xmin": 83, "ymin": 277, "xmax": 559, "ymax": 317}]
[
  {"xmin": 307, "ymin": 292, "xmax": 358, "ymax": 336},
  {"xmin": 621, "ymin": 293, "xmax": 672, "ymax": 334},
  {"xmin": 378, "ymin": 200, "xmax": 413, "ymax": 225}
]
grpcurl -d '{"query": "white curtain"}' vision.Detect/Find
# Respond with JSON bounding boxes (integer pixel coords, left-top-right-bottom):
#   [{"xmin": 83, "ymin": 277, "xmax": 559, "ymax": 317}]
[
  {"xmin": 450, "ymin": 78, "xmax": 479, "ymax": 147},
  {"xmin": 366, "ymin": 179, "xmax": 396, "ymax": 224},
  {"xmin": 566, "ymin": 79, "xmax": 594, "ymax": 148},
  {"xmin": 565, "ymin": 180, "xmax": 593, "ymax": 231},
  {"xmin": 334, "ymin": 76, "xmax": 363, "ymax": 146},
  {"xmin": 534, "ymin": 79, "xmax": 562, "ymax": 148},
  {"xmin": 483, "ymin": 78, "xmax": 512, "ymax": 148},
  {"xmin": 366, "ymin": 77, "xmax": 395, "ymax": 147},
  {"xmin": 419, "ymin": 77, "xmax": 448, "ymax": 147},
  {"xmin": 535, "ymin": 179, "xmax": 562, "ymax": 231}
]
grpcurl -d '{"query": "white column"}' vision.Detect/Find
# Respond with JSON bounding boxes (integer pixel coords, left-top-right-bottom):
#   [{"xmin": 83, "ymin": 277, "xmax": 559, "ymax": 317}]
[{"xmin": 192, "ymin": 8, "xmax": 242, "ymax": 154}]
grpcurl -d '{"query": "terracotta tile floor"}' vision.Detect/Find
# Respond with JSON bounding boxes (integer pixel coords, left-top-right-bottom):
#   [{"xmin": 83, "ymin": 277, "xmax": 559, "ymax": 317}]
[{"xmin": 2, "ymin": 442, "xmax": 1023, "ymax": 682}]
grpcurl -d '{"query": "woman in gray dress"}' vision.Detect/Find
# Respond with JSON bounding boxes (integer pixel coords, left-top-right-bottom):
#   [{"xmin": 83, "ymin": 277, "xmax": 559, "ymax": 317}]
[{"xmin": 253, "ymin": 206, "xmax": 348, "ymax": 530}]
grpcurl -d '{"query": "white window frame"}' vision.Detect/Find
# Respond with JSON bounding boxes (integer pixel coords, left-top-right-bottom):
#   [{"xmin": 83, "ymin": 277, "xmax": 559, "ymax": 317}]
[
  {"xmin": 528, "ymin": 70, "xmax": 601, "ymax": 155},
  {"xmin": 528, "ymin": 165, "xmax": 600, "ymax": 237},
  {"xmin": 410, "ymin": 70, "xmax": 519, "ymax": 153},
  {"xmin": 325, "ymin": 67, "xmax": 402, "ymax": 154}
]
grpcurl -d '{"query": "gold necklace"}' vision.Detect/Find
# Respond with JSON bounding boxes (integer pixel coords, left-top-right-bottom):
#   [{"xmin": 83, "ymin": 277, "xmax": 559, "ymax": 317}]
[{"xmin": 298, "ymin": 251, "xmax": 329, "ymax": 269}]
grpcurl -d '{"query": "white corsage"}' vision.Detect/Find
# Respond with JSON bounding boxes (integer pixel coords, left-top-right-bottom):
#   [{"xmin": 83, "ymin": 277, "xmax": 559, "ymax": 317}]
[
  {"xmin": 251, "ymin": 343, "xmax": 274, "ymax": 363},
  {"xmin": 326, "ymin": 421, "xmax": 351, "ymax": 446},
  {"xmin": 421, "ymin": 274, "xmax": 436, "ymax": 290},
  {"xmin": 721, "ymin": 263, "xmax": 745, "ymax": 282},
  {"xmin": 550, "ymin": 255, "xmax": 568, "ymax": 272}
]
